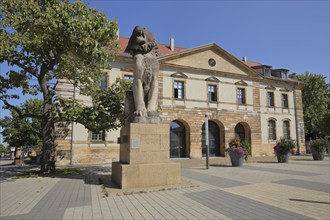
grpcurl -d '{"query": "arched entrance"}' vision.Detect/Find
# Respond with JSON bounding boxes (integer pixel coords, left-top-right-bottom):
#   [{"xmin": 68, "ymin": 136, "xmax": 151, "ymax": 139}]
[
  {"xmin": 170, "ymin": 120, "xmax": 187, "ymax": 158},
  {"xmin": 235, "ymin": 123, "xmax": 245, "ymax": 141},
  {"xmin": 202, "ymin": 121, "xmax": 220, "ymax": 156},
  {"xmin": 234, "ymin": 122, "xmax": 251, "ymax": 144}
]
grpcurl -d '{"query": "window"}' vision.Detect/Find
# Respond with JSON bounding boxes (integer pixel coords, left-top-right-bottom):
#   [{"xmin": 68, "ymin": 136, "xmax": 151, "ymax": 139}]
[
  {"xmin": 281, "ymin": 71, "xmax": 288, "ymax": 80},
  {"xmin": 268, "ymin": 120, "xmax": 276, "ymax": 141},
  {"xmin": 174, "ymin": 81, "xmax": 184, "ymax": 99},
  {"xmin": 124, "ymin": 75, "xmax": 133, "ymax": 81},
  {"xmin": 98, "ymin": 76, "xmax": 107, "ymax": 91},
  {"xmin": 283, "ymin": 121, "xmax": 290, "ymax": 140},
  {"xmin": 208, "ymin": 85, "xmax": 217, "ymax": 102},
  {"xmin": 263, "ymin": 68, "xmax": 271, "ymax": 77},
  {"xmin": 282, "ymin": 94, "xmax": 288, "ymax": 108},
  {"xmin": 91, "ymin": 130, "xmax": 105, "ymax": 141},
  {"xmin": 267, "ymin": 92, "xmax": 274, "ymax": 107},
  {"xmin": 237, "ymin": 88, "xmax": 246, "ymax": 104}
]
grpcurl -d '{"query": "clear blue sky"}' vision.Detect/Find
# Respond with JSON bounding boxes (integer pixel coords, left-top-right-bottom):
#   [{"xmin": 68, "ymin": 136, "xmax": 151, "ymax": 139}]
[
  {"xmin": 0, "ymin": 0, "xmax": 329, "ymax": 144},
  {"xmin": 86, "ymin": 0, "xmax": 329, "ymax": 78}
]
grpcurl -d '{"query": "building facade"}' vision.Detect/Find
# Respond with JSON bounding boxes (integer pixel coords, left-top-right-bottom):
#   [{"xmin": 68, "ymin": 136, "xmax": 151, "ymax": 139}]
[{"xmin": 55, "ymin": 37, "xmax": 305, "ymax": 165}]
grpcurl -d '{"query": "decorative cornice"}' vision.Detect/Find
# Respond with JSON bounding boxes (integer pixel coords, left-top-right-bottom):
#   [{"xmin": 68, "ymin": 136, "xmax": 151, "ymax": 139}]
[
  {"xmin": 170, "ymin": 71, "xmax": 188, "ymax": 79},
  {"xmin": 279, "ymin": 87, "xmax": 290, "ymax": 92},
  {"xmin": 205, "ymin": 76, "xmax": 220, "ymax": 82},
  {"xmin": 265, "ymin": 85, "xmax": 276, "ymax": 90},
  {"xmin": 235, "ymin": 80, "xmax": 248, "ymax": 86}
]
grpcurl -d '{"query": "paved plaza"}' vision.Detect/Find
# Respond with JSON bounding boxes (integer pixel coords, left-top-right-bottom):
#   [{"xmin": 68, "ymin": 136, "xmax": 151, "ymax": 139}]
[{"xmin": 0, "ymin": 156, "xmax": 329, "ymax": 220}]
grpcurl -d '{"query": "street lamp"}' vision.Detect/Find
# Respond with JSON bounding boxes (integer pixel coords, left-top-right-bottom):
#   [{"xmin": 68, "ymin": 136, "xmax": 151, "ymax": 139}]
[{"xmin": 205, "ymin": 114, "xmax": 210, "ymax": 169}]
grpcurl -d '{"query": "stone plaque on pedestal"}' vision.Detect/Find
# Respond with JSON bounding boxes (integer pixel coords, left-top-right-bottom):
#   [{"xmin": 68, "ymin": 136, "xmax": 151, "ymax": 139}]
[{"xmin": 112, "ymin": 123, "xmax": 181, "ymax": 189}]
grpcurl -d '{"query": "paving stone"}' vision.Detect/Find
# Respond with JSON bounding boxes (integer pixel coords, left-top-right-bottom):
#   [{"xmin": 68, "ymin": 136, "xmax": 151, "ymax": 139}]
[
  {"xmin": 182, "ymin": 169, "xmax": 248, "ymax": 188},
  {"xmin": 185, "ymin": 189, "xmax": 313, "ymax": 220},
  {"xmin": 242, "ymin": 165, "xmax": 320, "ymax": 176},
  {"xmin": 274, "ymin": 179, "xmax": 330, "ymax": 193},
  {"xmin": 1, "ymin": 157, "xmax": 329, "ymax": 220}
]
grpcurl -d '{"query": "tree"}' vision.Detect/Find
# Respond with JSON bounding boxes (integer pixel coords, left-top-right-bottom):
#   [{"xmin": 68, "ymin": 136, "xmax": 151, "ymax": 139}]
[
  {"xmin": 0, "ymin": 99, "xmax": 43, "ymax": 150},
  {"xmin": 319, "ymin": 111, "xmax": 330, "ymax": 136},
  {"xmin": 0, "ymin": 143, "xmax": 9, "ymax": 155},
  {"xmin": 0, "ymin": 0, "xmax": 119, "ymax": 173},
  {"xmin": 290, "ymin": 72, "xmax": 330, "ymax": 136},
  {"xmin": 62, "ymin": 78, "xmax": 132, "ymax": 133}
]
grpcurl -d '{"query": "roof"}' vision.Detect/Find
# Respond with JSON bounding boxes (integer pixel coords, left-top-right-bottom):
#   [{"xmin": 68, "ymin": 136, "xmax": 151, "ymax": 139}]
[
  {"xmin": 241, "ymin": 60, "xmax": 263, "ymax": 68},
  {"xmin": 118, "ymin": 37, "xmax": 186, "ymax": 57},
  {"xmin": 118, "ymin": 36, "xmax": 300, "ymax": 83},
  {"xmin": 119, "ymin": 36, "xmax": 265, "ymax": 68}
]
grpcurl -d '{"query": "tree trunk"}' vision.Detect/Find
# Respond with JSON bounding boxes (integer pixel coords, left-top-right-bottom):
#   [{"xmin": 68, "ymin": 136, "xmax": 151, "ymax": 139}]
[
  {"xmin": 40, "ymin": 109, "xmax": 56, "ymax": 173},
  {"xmin": 39, "ymin": 69, "xmax": 57, "ymax": 173}
]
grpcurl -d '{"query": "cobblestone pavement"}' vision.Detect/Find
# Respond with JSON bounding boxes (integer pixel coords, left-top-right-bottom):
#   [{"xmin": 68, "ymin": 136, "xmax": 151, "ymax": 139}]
[{"xmin": 0, "ymin": 156, "xmax": 329, "ymax": 220}]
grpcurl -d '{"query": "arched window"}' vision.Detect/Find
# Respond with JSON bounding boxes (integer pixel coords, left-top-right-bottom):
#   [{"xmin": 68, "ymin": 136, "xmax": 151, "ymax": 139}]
[
  {"xmin": 283, "ymin": 120, "xmax": 290, "ymax": 140},
  {"xmin": 268, "ymin": 119, "xmax": 276, "ymax": 141}
]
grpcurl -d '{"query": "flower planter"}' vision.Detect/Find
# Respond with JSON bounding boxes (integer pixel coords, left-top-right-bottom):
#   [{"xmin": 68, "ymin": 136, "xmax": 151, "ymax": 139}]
[
  {"xmin": 14, "ymin": 158, "xmax": 23, "ymax": 166},
  {"xmin": 277, "ymin": 153, "xmax": 290, "ymax": 163},
  {"xmin": 228, "ymin": 150, "xmax": 244, "ymax": 167},
  {"xmin": 311, "ymin": 148, "xmax": 325, "ymax": 161}
]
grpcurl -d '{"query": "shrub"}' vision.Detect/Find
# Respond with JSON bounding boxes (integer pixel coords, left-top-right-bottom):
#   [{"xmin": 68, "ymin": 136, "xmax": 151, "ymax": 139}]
[
  {"xmin": 274, "ymin": 138, "xmax": 296, "ymax": 156},
  {"xmin": 310, "ymin": 139, "xmax": 330, "ymax": 155}
]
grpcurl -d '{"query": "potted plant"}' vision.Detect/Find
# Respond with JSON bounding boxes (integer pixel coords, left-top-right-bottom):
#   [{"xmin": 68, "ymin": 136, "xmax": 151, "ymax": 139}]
[
  {"xmin": 310, "ymin": 139, "xmax": 330, "ymax": 161},
  {"xmin": 273, "ymin": 138, "xmax": 296, "ymax": 163},
  {"xmin": 226, "ymin": 136, "xmax": 248, "ymax": 167}
]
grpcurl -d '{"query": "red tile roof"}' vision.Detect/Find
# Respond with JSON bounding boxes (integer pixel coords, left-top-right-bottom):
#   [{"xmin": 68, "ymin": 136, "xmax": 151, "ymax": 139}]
[
  {"xmin": 119, "ymin": 36, "xmax": 186, "ymax": 56},
  {"xmin": 119, "ymin": 37, "xmax": 291, "ymax": 78},
  {"xmin": 241, "ymin": 60, "xmax": 263, "ymax": 67}
]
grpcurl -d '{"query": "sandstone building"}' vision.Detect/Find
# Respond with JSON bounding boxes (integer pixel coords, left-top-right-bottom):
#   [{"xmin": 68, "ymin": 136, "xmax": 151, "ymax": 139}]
[{"xmin": 56, "ymin": 37, "xmax": 305, "ymax": 165}]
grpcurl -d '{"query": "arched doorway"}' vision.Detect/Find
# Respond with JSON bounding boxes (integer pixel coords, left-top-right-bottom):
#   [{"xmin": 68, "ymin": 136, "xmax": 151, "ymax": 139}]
[
  {"xmin": 202, "ymin": 121, "xmax": 220, "ymax": 156},
  {"xmin": 234, "ymin": 122, "xmax": 251, "ymax": 146},
  {"xmin": 170, "ymin": 120, "xmax": 186, "ymax": 158},
  {"xmin": 235, "ymin": 123, "xmax": 245, "ymax": 142}
]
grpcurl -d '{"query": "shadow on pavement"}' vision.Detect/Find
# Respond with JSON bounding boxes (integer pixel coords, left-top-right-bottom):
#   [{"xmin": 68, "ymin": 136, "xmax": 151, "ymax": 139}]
[
  {"xmin": 289, "ymin": 198, "xmax": 330, "ymax": 205},
  {"xmin": 0, "ymin": 159, "xmax": 113, "ymax": 187}
]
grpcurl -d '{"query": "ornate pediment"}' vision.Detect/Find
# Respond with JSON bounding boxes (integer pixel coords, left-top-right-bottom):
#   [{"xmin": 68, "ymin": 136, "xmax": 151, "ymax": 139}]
[
  {"xmin": 159, "ymin": 44, "xmax": 262, "ymax": 78},
  {"xmin": 205, "ymin": 76, "xmax": 220, "ymax": 82},
  {"xmin": 170, "ymin": 72, "xmax": 188, "ymax": 79},
  {"xmin": 234, "ymin": 80, "xmax": 248, "ymax": 86},
  {"xmin": 265, "ymin": 85, "xmax": 276, "ymax": 90},
  {"xmin": 279, "ymin": 87, "xmax": 290, "ymax": 92}
]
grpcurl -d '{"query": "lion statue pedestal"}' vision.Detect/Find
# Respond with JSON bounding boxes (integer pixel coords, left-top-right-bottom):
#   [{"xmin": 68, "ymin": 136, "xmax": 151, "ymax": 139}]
[{"xmin": 112, "ymin": 123, "xmax": 181, "ymax": 189}]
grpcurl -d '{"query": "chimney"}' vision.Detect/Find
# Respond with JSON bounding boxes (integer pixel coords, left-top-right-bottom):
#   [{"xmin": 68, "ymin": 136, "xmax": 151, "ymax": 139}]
[
  {"xmin": 242, "ymin": 56, "xmax": 247, "ymax": 62},
  {"xmin": 170, "ymin": 38, "xmax": 175, "ymax": 51},
  {"xmin": 116, "ymin": 28, "xmax": 119, "ymax": 40}
]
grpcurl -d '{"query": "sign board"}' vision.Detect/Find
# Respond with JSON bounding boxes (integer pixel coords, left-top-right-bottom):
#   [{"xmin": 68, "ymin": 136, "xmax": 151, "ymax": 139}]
[{"xmin": 131, "ymin": 136, "xmax": 140, "ymax": 149}]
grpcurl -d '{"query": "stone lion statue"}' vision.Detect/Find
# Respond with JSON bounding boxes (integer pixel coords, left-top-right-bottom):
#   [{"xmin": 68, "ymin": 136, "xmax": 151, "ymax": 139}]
[{"xmin": 125, "ymin": 26, "xmax": 160, "ymax": 123}]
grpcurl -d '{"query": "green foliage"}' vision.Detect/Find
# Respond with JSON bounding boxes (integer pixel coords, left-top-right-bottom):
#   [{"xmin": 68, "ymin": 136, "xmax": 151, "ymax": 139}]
[
  {"xmin": 0, "ymin": 0, "xmax": 119, "ymax": 172},
  {"xmin": 62, "ymin": 78, "xmax": 131, "ymax": 132},
  {"xmin": 0, "ymin": 143, "xmax": 9, "ymax": 154},
  {"xmin": 290, "ymin": 72, "xmax": 330, "ymax": 135},
  {"xmin": 273, "ymin": 138, "xmax": 296, "ymax": 156},
  {"xmin": 319, "ymin": 111, "xmax": 330, "ymax": 136},
  {"xmin": 0, "ymin": 0, "xmax": 119, "ymax": 96},
  {"xmin": 241, "ymin": 141, "xmax": 251, "ymax": 155},
  {"xmin": 0, "ymin": 99, "xmax": 43, "ymax": 149},
  {"xmin": 310, "ymin": 139, "xmax": 330, "ymax": 155}
]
